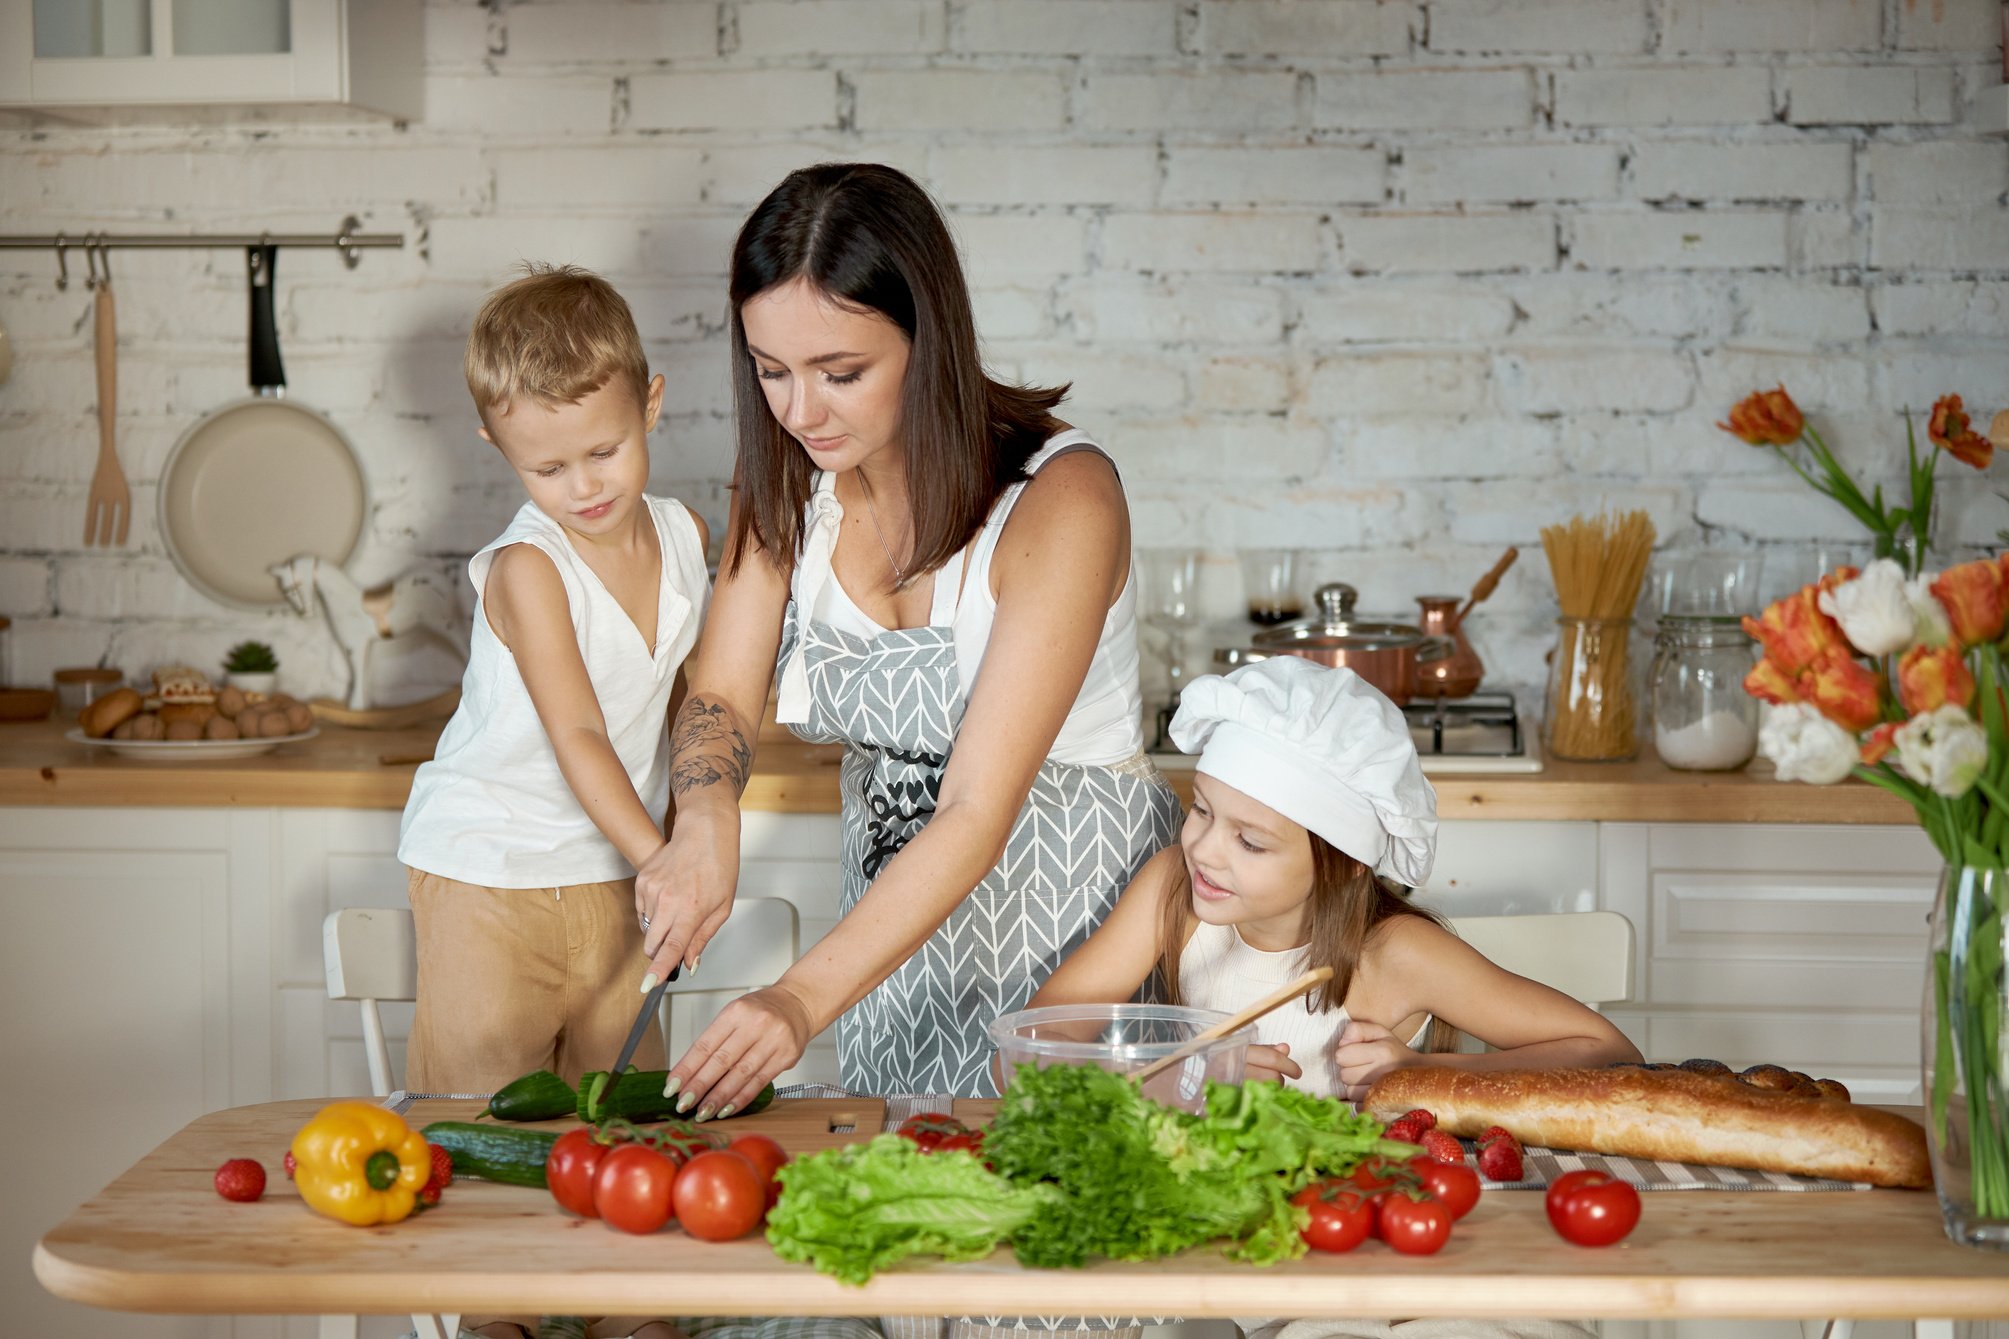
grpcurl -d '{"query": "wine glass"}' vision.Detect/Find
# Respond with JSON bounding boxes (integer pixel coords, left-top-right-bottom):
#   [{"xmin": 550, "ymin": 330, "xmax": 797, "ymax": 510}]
[
  {"xmin": 1240, "ymin": 548, "xmax": 1305, "ymax": 627},
  {"xmin": 1136, "ymin": 548, "xmax": 1201, "ymax": 728}
]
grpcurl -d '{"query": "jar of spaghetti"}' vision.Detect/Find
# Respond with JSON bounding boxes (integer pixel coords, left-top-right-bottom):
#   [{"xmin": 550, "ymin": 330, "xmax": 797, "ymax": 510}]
[{"xmin": 1542, "ymin": 616, "xmax": 1640, "ymax": 761}]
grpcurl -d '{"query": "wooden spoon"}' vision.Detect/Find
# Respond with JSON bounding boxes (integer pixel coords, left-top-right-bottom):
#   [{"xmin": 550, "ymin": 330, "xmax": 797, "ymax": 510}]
[
  {"xmin": 1129, "ymin": 966, "xmax": 1334, "ymax": 1085},
  {"xmin": 1450, "ymin": 546, "xmax": 1518, "ymax": 635}
]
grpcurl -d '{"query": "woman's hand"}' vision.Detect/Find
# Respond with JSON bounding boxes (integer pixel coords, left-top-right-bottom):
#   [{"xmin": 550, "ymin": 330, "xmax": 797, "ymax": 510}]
[
  {"xmin": 665, "ymin": 984, "xmax": 814, "ymax": 1120},
  {"xmin": 1333, "ymin": 1019, "xmax": 1419, "ymax": 1104},
  {"xmin": 1245, "ymin": 1041, "xmax": 1302, "ymax": 1087},
  {"xmin": 638, "ymin": 805, "xmax": 739, "ymax": 985}
]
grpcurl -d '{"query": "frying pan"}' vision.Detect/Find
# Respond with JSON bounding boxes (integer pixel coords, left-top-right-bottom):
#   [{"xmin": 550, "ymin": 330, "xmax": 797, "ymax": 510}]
[{"xmin": 159, "ymin": 245, "xmax": 367, "ymax": 609}]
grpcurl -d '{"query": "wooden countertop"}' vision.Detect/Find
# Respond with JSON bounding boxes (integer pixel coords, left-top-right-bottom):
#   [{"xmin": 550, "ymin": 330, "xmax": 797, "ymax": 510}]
[
  {"xmin": 36, "ymin": 1096, "xmax": 2009, "ymax": 1321},
  {"xmin": 0, "ymin": 718, "xmax": 1917, "ymax": 824}
]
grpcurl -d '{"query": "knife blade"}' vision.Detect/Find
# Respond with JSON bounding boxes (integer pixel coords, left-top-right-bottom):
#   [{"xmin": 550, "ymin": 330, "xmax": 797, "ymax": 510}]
[{"xmin": 608, "ymin": 961, "xmax": 679, "ymax": 1081}]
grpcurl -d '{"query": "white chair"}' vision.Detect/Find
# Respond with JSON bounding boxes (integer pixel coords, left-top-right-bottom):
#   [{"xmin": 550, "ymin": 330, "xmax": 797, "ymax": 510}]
[
  {"xmin": 320, "ymin": 897, "xmax": 799, "ymax": 1339},
  {"xmin": 1446, "ymin": 910, "xmax": 1635, "ymax": 1008}
]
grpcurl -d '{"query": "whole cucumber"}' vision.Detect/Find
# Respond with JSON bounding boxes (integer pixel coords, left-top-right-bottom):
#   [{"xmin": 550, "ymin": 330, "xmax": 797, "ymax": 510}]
[
  {"xmin": 577, "ymin": 1071, "xmax": 777, "ymax": 1123},
  {"xmin": 485, "ymin": 1069, "xmax": 577, "ymax": 1122},
  {"xmin": 422, "ymin": 1121, "xmax": 560, "ymax": 1187}
]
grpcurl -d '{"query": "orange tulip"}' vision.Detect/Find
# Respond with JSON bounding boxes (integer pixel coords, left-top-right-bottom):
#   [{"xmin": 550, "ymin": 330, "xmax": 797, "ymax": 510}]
[
  {"xmin": 1744, "ymin": 656, "xmax": 1804, "ymax": 707},
  {"xmin": 1861, "ymin": 721, "xmax": 1900, "ymax": 766},
  {"xmin": 1802, "ymin": 649, "xmax": 1886, "ymax": 732},
  {"xmin": 1930, "ymin": 557, "xmax": 2009, "ymax": 647},
  {"xmin": 1898, "ymin": 644, "xmax": 1976, "ymax": 716},
  {"xmin": 1741, "ymin": 570, "xmax": 1857, "ymax": 675},
  {"xmin": 1720, "ymin": 386, "xmax": 1806, "ymax": 447},
  {"xmin": 1927, "ymin": 394, "xmax": 1994, "ymax": 470}
]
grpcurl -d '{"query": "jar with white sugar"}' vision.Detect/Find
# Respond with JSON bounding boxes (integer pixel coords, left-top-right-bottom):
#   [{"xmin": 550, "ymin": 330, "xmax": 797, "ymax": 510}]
[{"xmin": 1650, "ymin": 615, "xmax": 1759, "ymax": 772}]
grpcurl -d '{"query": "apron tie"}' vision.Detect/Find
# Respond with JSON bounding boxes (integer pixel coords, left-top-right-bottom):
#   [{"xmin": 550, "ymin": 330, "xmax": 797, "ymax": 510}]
[{"xmin": 776, "ymin": 472, "xmax": 843, "ymax": 725}]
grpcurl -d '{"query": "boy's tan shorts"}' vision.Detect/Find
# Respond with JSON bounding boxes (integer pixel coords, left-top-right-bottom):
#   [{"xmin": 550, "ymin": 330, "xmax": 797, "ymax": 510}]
[{"xmin": 403, "ymin": 867, "xmax": 666, "ymax": 1094}]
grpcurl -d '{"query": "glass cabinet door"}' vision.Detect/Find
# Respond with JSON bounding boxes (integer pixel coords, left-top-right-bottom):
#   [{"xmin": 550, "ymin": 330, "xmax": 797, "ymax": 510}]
[{"xmin": 30, "ymin": 0, "xmax": 291, "ymax": 59}]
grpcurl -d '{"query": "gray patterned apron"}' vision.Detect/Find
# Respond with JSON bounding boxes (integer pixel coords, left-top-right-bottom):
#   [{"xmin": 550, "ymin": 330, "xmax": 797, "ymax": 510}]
[{"xmin": 778, "ymin": 465, "xmax": 1180, "ymax": 1099}]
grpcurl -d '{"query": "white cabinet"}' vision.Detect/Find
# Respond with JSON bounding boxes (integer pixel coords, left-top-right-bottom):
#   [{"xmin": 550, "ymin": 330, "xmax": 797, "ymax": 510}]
[{"xmin": 0, "ymin": 0, "xmax": 420, "ymax": 118}]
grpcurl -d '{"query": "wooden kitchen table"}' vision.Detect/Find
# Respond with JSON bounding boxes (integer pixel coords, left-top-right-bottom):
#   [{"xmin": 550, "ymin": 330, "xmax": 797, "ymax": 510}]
[{"xmin": 33, "ymin": 1097, "xmax": 2009, "ymax": 1327}]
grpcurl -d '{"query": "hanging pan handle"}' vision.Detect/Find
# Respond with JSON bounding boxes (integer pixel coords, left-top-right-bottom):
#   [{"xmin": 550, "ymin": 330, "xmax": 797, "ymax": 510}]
[{"xmin": 247, "ymin": 243, "xmax": 286, "ymax": 396}]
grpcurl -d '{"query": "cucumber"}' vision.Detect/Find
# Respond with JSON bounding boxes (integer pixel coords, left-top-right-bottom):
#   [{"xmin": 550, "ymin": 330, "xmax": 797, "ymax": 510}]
[
  {"xmin": 422, "ymin": 1121, "xmax": 560, "ymax": 1188},
  {"xmin": 576, "ymin": 1071, "xmax": 777, "ymax": 1123},
  {"xmin": 486, "ymin": 1069, "xmax": 577, "ymax": 1122}
]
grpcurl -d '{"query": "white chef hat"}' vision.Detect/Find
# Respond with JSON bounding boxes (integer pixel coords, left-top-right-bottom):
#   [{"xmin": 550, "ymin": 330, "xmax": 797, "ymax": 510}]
[{"xmin": 1168, "ymin": 657, "xmax": 1438, "ymax": 887}]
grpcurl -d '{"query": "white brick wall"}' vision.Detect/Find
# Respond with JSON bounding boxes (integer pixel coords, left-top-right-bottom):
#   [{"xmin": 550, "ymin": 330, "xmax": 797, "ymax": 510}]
[{"xmin": 0, "ymin": 0, "xmax": 2004, "ymax": 714}]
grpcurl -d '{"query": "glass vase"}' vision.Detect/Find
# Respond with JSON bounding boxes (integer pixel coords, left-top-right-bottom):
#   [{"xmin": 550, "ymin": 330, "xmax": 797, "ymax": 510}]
[{"xmin": 1923, "ymin": 862, "xmax": 2009, "ymax": 1249}]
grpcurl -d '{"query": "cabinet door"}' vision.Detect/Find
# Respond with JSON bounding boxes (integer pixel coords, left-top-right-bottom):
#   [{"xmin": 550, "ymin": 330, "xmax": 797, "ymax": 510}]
[{"xmin": 0, "ymin": 808, "xmax": 275, "ymax": 1339}]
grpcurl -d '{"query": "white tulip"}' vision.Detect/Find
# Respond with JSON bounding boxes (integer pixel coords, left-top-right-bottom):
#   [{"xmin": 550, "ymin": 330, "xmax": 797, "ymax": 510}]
[
  {"xmin": 1759, "ymin": 702, "xmax": 1861, "ymax": 786},
  {"xmin": 1893, "ymin": 705, "xmax": 1989, "ymax": 799},
  {"xmin": 1818, "ymin": 559, "xmax": 1915, "ymax": 656},
  {"xmin": 1904, "ymin": 574, "xmax": 1954, "ymax": 649}
]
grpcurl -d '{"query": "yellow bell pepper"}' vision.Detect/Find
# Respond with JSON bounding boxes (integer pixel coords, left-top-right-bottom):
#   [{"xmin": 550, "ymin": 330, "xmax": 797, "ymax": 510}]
[{"xmin": 290, "ymin": 1100, "xmax": 431, "ymax": 1226}]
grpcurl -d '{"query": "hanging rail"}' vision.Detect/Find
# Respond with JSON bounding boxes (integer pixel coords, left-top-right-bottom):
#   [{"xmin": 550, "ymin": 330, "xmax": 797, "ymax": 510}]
[{"xmin": 0, "ymin": 215, "xmax": 403, "ymax": 285}]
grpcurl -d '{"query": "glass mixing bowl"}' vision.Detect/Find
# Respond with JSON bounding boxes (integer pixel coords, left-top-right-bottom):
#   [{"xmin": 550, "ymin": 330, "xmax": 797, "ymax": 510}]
[{"xmin": 988, "ymin": 1002, "xmax": 1253, "ymax": 1115}]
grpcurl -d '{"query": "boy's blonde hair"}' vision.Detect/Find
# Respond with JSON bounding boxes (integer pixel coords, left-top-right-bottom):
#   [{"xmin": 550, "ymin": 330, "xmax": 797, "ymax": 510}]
[{"xmin": 465, "ymin": 263, "xmax": 649, "ymax": 423}]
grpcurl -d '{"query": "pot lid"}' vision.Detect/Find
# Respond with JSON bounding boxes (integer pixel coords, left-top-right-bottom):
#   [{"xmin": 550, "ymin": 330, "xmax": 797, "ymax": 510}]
[{"xmin": 1250, "ymin": 583, "xmax": 1428, "ymax": 652}]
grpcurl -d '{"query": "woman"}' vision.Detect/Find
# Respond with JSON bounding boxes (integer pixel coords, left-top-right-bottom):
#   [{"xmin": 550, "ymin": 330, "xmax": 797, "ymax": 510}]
[{"xmin": 639, "ymin": 162, "xmax": 1181, "ymax": 1114}]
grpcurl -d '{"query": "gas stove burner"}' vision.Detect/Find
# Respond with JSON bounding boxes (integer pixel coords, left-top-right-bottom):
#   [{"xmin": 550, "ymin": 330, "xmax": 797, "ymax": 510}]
[{"xmin": 1403, "ymin": 691, "xmax": 1524, "ymax": 757}]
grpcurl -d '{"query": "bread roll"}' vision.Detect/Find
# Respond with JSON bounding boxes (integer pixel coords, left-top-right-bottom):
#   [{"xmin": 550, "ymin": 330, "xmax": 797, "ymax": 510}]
[
  {"xmin": 79, "ymin": 687, "xmax": 144, "ymax": 739},
  {"xmin": 203, "ymin": 716, "xmax": 241, "ymax": 741},
  {"xmin": 157, "ymin": 702, "xmax": 218, "ymax": 728},
  {"xmin": 215, "ymin": 685, "xmax": 247, "ymax": 720},
  {"xmin": 165, "ymin": 718, "xmax": 203, "ymax": 741},
  {"xmin": 1363, "ymin": 1065, "xmax": 1930, "ymax": 1189}
]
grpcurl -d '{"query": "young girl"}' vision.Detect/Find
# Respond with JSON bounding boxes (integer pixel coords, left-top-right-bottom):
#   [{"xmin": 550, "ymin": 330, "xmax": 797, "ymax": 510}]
[{"xmin": 1027, "ymin": 656, "xmax": 1641, "ymax": 1102}]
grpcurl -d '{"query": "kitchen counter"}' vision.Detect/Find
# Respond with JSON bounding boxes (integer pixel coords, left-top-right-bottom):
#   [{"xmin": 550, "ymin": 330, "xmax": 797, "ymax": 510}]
[{"xmin": 0, "ymin": 717, "xmax": 1915, "ymax": 823}]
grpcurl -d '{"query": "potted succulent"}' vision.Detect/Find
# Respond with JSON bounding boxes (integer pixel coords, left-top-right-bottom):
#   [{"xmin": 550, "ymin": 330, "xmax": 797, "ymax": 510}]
[{"xmin": 222, "ymin": 640, "xmax": 279, "ymax": 696}]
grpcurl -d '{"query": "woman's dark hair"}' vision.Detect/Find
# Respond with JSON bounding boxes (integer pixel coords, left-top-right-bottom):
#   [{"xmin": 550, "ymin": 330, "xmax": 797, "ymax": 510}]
[
  {"xmin": 722, "ymin": 162, "xmax": 1069, "ymax": 582},
  {"xmin": 1153, "ymin": 833, "xmax": 1459, "ymax": 1054}
]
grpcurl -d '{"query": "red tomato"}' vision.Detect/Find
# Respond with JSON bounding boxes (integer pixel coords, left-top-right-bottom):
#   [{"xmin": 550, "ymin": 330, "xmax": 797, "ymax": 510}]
[
  {"xmin": 727, "ymin": 1133, "xmax": 790, "ymax": 1211},
  {"xmin": 593, "ymin": 1143, "xmax": 677, "ymax": 1235},
  {"xmin": 896, "ymin": 1113, "xmax": 967, "ymax": 1151},
  {"xmin": 548, "ymin": 1128, "xmax": 617, "ymax": 1218},
  {"xmin": 1407, "ymin": 1155, "xmax": 1482, "ymax": 1221},
  {"xmin": 1291, "ymin": 1179, "xmax": 1374, "ymax": 1254},
  {"xmin": 1345, "ymin": 1156, "xmax": 1410, "ymax": 1194},
  {"xmin": 1379, "ymin": 1193, "xmax": 1455, "ymax": 1255},
  {"xmin": 673, "ymin": 1149, "xmax": 767, "ymax": 1242},
  {"xmin": 1545, "ymin": 1169, "xmax": 1641, "ymax": 1247}
]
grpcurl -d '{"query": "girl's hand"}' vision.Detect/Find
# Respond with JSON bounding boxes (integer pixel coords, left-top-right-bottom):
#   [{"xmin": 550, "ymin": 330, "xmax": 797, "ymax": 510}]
[
  {"xmin": 1334, "ymin": 1019, "xmax": 1418, "ymax": 1104},
  {"xmin": 1245, "ymin": 1042, "xmax": 1301, "ymax": 1087},
  {"xmin": 638, "ymin": 806, "xmax": 739, "ymax": 984},
  {"xmin": 663, "ymin": 984, "xmax": 813, "ymax": 1121}
]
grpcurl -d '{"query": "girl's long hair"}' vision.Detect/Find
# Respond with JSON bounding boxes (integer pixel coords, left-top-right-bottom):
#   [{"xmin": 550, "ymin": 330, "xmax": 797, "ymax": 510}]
[
  {"xmin": 1153, "ymin": 834, "xmax": 1457, "ymax": 1052},
  {"xmin": 722, "ymin": 162, "xmax": 1069, "ymax": 583}
]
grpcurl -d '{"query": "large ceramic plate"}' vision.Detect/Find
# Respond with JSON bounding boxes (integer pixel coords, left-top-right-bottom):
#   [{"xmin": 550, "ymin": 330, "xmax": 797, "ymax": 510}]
[
  {"xmin": 66, "ymin": 726, "xmax": 319, "ymax": 761},
  {"xmin": 158, "ymin": 397, "xmax": 366, "ymax": 609}
]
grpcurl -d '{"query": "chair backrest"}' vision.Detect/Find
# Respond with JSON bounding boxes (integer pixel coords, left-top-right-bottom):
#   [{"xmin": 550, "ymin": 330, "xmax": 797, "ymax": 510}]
[
  {"xmin": 1446, "ymin": 910, "xmax": 1635, "ymax": 1008},
  {"xmin": 321, "ymin": 898, "xmax": 801, "ymax": 1097}
]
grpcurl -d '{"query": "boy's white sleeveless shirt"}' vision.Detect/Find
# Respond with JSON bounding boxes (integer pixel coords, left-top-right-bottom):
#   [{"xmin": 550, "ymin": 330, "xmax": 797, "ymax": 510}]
[{"xmin": 398, "ymin": 495, "xmax": 710, "ymax": 887}]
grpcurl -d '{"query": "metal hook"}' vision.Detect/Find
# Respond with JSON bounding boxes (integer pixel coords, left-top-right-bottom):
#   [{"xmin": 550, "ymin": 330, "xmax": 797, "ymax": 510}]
[
  {"xmin": 93, "ymin": 233, "xmax": 112, "ymax": 287},
  {"xmin": 83, "ymin": 234, "xmax": 103, "ymax": 291},
  {"xmin": 53, "ymin": 232, "xmax": 69, "ymax": 290}
]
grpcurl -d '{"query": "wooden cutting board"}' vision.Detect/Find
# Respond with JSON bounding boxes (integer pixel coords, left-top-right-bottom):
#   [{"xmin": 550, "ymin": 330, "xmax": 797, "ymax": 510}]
[{"xmin": 403, "ymin": 1095, "xmax": 889, "ymax": 1156}]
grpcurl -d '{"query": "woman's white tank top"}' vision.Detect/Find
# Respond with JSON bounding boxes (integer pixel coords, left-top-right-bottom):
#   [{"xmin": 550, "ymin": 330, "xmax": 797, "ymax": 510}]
[
  {"xmin": 398, "ymin": 496, "xmax": 710, "ymax": 888},
  {"xmin": 775, "ymin": 429, "xmax": 1147, "ymax": 766},
  {"xmin": 1179, "ymin": 919, "xmax": 1432, "ymax": 1101}
]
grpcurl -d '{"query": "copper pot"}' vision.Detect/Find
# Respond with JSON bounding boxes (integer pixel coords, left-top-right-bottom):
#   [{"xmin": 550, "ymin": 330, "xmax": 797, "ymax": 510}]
[{"xmin": 1212, "ymin": 583, "xmax": 1452, "ymax": 706}]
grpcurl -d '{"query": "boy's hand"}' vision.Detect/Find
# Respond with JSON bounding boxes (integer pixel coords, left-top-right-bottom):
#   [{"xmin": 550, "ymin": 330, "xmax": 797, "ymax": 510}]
[
  {"xmin": 1245, "ymin": 1041, "xmax": 1301, "ymax": 1086},
  {"xmin": 663, "ymin": 983, "xmax": 813, "ymax": 1120},
  {"xmin": 1334, "ymin": 1019, "xmax": 1418, "ymax": 1104},
  {"xmin": 637, "ymin": 808, "xmax": 737, "ymax": 984}
]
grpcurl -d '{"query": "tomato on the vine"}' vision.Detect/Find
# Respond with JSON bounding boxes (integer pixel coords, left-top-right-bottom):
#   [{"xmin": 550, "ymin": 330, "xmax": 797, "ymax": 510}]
[
  {"xmin": 1379, "ymin": 1193, "xmax": 1455, "ymax": 1255},
  {"xmin": 1291, "ymin": 1179, "xmax": 1374, "ymax": 1254},
  {"xmin": 549, "ymin": 1128, "xmax": 621, "ymax": 1218},
  {"xmin": 1545, "ymin": 1169, "xmax": 1641, "ymax": 1247},
  {"xmin": 673, "ymin": 1149, "xmax": 767, "ymax": 1242},
  {"xmin": 1407, "ymin": 1155, "xmax": 1482, "ymax": 1221},
  {"xmin": 593, "ymin": 1143, "xmax": 677, "ymax": 1235},
  {"xmin": 726, "ymin": 1133, "xmax": 790, "ymax": 1211},
  {"xmin": 896, "ymin": 1113, "xmax": 968, "ymax": 1151}
]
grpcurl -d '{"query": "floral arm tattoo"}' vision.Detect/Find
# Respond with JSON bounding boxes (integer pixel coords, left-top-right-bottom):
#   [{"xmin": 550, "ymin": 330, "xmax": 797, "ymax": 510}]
[{"xmin": 669, "ymin": 695, "xmax": 753, "ymax": 796}]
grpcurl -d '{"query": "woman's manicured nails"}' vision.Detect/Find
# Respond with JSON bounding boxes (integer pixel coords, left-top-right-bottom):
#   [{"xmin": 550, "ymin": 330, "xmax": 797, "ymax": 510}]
[
  {"xmin": 676, "ymin": 1091, "xmax": 696, "ymax": 1114},
  {"xmin": 639, "ymin": 972, "xmax": 659, "ymax": 993},
  {"xmin": 717, "ymin": 1104, "xmax": 736, "ymax": 1119},
  {"xmin": 662, "ymin": 1075, "xmax": 682, "ymax": 1100},
  {"xmin": 694, "ymin": 1106, "xmax": 714, "ymax": 1123}
]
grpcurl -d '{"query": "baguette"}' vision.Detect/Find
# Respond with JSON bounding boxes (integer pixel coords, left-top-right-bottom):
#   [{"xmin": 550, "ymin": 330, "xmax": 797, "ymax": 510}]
[{"xmin": 1363, "ymin": 1065, "xmax": 1931, "ymax": 1189}]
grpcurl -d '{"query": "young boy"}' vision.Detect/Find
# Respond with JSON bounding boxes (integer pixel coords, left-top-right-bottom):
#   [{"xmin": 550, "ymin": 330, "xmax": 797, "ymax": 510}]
[{"xmin": 398, "ymin": 263, "xmax": 710, "ymax": 1095}]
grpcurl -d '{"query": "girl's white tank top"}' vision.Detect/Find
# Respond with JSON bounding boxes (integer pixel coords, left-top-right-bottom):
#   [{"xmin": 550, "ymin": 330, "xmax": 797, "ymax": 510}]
[{"xmin": 398, "ymin": 496, "xmax": 710, "ymax": 887}]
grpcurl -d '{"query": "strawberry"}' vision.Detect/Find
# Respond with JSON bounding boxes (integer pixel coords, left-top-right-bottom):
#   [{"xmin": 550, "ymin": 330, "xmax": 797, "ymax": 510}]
[
  {"xmin": 1400, "ymin": 1108, "xmax": 1437, "ymax": 1133},
  {"xmin": 415, "ymin": 1141, "xmax": 453, "ymax": 1210},
  {"xmin": 214, "ymin": 1158, "xmax": 267, "ymax": 1202},
  {"xmin": 1476, "ymin": 1134, "xmax": 1523, "ymax": 1182},
  {"xmin": 1385, "ymin": 1116, "xmax": 1427, "ymax": 1145},
  {"xmin": 1477, "ymin": 1125, "xmax": 1514, "ymax": 1148},
  {"xmin": 1419, "ymin": 1130, "xmax": 1465, "ymax": 1164},
  {"xmin": 282, "ymin": 1150, "xmax": 297, "ymax": 1181}
]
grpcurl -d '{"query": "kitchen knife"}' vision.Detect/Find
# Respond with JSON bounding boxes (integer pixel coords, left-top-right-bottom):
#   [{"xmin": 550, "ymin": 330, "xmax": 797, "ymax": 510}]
[{"xmin": 607, "ymin": 961, "xmax": 679, "ymax": 1081}]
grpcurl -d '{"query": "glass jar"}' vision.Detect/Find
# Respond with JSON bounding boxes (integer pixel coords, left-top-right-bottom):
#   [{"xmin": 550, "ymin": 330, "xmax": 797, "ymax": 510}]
[
  {"xmin": 1649, "ymin": 615, "xmax": 1758, "ymax": 771},
  {"xmin": 1543, "ymin": 616, "xmax": 1639, "ymax": 762}
]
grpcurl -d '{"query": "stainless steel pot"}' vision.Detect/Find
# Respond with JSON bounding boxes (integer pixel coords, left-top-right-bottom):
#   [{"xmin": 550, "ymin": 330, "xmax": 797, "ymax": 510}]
[{"xmin": 1213, "ymin": 583, "xmax": 1452, "ymax": 706}]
